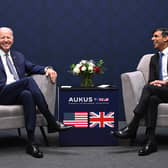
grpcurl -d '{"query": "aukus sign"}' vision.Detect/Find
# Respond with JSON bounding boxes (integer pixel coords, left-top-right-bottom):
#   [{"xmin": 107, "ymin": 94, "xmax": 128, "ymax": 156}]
[{"xmin": 68, "ymin": 96, "xmax": 110, "ymax": 104}]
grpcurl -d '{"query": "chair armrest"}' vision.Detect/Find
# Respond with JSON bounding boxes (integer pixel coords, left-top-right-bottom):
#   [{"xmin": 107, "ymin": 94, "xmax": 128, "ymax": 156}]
[
  {"xmin": 32, "ymin": 74, "xmax": 56, "ymax": 115},
  {"xmin": 121, "ymin": 71, "xmax": 146, "ymax": 123}
]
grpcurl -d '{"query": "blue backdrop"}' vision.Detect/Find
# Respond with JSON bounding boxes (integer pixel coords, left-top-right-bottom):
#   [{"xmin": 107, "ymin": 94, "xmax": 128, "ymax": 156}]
[{"xmin": 1, "ymin": 0, "xmax": 168, "ymax": 120}]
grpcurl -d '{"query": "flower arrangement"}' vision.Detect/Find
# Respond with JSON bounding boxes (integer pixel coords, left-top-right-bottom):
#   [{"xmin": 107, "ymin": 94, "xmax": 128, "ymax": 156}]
[{"xmin": 70, "ymin": 59, "xmax": 104, "ymax": 87}]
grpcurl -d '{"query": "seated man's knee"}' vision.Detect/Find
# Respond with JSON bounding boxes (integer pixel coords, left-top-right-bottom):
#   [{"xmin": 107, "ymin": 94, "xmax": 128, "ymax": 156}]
[
  {"xmin": 144, "ymin": 84, "xmax": 151, "ymax": 89},
  {"xmin": 22, "ymin": 77, "xmax": 37, "ymax": 88},
  {"xmin": 149, "ymin": 95, "xmax": 161, "ymax": 104},
  {"xmin": 20, "ymin": 90, "xmax": 32, "ymax": 98},
  {"xmin": 143, "ymin": 84, "xmax": 155, "ymax": 92}
]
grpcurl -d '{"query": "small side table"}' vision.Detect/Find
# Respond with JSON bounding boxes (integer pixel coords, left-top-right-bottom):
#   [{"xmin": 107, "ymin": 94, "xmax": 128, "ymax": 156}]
[{"xmin": 58, "ymin": 87, "xmax": 118, "ymax": 146}]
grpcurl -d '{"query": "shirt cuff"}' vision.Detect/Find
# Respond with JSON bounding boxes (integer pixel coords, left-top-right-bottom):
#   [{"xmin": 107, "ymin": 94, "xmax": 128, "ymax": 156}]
[{"xmin": 44, "ymin": 66, "xmax": 53, "ymax": 73}]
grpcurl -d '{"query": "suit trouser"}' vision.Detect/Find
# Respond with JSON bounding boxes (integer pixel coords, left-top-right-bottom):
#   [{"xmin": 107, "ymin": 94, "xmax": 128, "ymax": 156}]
[
  {"xmin": 0, "ymin": 77, "xmax": 55, "ymax": 141},
  {"xmin": 133, "ymin": 84, "xmax": 168, "ymax": 136}
]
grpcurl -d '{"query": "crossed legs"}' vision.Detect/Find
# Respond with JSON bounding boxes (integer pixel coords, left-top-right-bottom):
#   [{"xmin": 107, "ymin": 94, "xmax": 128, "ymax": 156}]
[
  {"xmin": 112, "ymin": 83, "xmax": 168, "ymax": 156},
  {"xmin": 0, "ymin": 77, "xmax": 72, "ymax": 158}
]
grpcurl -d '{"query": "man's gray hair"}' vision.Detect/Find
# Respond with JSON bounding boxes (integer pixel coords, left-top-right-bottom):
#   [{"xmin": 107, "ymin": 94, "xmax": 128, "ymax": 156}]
[{"xmin": 0, "ymin": 27, "xmax": 13, "ymax": 35}]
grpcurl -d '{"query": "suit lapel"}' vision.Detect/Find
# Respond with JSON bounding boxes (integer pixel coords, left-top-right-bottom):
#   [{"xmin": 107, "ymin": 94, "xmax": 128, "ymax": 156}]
[{"xmin": 0, "ymin": 55, "xmax": 6, "ymax": 73}]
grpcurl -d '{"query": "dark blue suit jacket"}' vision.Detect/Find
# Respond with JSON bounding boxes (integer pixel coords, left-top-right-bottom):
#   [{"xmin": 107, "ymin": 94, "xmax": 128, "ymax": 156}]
[
  {"xmin": 0, "ymin": 50, "xmax": 45, "ymax": 91},
  {"xmin": 148, "ymin": 53, "xmax": 160, "ymax": 83}
]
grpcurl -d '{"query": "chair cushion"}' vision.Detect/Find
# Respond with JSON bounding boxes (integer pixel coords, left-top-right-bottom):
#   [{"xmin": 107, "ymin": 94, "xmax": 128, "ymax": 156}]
[
  {"xmin": 0, "ymin": 105, "xmax": 24, "ymax": 117},
  {"xmin": 157, "ymin": 103, "xmax": 168, "ymax": 126},
  {"xmin": 0, "ymin": 105, "xmax": 41, "ymax": 117}
]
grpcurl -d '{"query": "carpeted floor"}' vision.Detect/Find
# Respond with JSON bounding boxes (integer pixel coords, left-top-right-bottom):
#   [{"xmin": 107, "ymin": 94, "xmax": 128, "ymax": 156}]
[{"xmin": 0, "ymin": 123, "xmax": 168, "ymax": 168}]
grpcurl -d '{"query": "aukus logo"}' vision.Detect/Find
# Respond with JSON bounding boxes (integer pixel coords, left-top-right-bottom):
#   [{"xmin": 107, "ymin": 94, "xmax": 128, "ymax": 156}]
[{"xmin": 68, "ymin": 97, "xmax": 93, "ymax": 103}]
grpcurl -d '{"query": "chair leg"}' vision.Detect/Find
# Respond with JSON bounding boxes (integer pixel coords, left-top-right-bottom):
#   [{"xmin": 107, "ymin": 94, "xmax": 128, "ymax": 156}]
[
  {"xmin": 39, "ymin": 126, "xmax": 49, "ymax": 146},
  {"xmin": 17, "ymin": 128, "xmax": 21, "ymax": 136}
]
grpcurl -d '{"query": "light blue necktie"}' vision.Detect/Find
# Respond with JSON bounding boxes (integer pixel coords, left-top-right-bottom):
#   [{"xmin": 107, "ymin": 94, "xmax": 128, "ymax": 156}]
[
  {"xmin": 159, "ymin": 52, "xmax": 164, "ymax": 80},
  {"xmin": 5, "ymin": 54, "xmax": 19, "ymax": 81}
]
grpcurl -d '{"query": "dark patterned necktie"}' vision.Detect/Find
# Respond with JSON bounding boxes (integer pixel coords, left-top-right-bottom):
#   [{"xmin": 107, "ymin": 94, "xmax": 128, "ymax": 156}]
[{"xmin": 5, "ymin": 54, "xmax": 19, "ymax": 81}]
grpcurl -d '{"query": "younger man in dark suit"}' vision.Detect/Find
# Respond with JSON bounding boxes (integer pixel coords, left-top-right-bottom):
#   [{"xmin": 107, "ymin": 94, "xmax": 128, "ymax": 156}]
[
  {"xmin": 112, "ymin": 27, "xmax": 168, "ymax": 156},
  {"xmin": 0, "ymin": 27, "xmax": 72, "ymax": 158}
]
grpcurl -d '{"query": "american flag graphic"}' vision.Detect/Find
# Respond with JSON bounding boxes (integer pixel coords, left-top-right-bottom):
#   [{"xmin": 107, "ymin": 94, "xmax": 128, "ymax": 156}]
[
  {"xmin": 63, "ymin": 112, "xmax": 88, "ymax": 128},
  {"xmin": 89, "ymin": 112, "xmax": 114, "ymax": 128}
]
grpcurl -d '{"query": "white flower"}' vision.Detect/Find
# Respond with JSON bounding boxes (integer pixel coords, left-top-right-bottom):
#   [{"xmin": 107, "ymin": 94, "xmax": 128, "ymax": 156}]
[
  {"xmin": 88, "ymin": 65, "xmax": 93, "ymax": 71},
  {"xmin": 75, "ymin": 63, "xmax": 81, "ymax": 68},
  {"xmin": 88, "ymin": 62, "xmax": 95, "ymax": 67},
  {"xmin": 81, "ymin": 66, "xmax": 87, "ymax": 71},
  {"xmin": 80, "ymin": 60, "xmax": 87, "ymax": 64},
  {"xmin": 73, "ymin": 67, "xmax": 80, "ymax": 74},
  {"xmin": 89, "ymin": 59, "xmax": 95, "ymax": 64}
]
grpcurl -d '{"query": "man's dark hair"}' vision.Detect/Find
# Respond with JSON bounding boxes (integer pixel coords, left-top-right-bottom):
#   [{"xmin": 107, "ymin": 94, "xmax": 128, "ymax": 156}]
[{"xmin": 153, "ymin": 27, "xmax": 168, "ymax": 37}]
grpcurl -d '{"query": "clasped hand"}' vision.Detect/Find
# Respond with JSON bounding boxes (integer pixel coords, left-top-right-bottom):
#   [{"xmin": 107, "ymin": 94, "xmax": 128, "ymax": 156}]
[{"xmin": 150, "ymin": 80, "xmax": 168, "ymax": 87}]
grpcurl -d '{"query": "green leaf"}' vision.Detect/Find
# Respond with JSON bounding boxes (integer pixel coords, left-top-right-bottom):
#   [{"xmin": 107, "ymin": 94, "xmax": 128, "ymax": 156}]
[{"xmin": 70, "ymin": 64, "xmax": 75, "ymax": 70}]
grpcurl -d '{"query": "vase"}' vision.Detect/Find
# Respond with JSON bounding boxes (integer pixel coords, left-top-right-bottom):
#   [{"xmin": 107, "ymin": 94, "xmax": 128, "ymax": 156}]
[{"xmin": 80, "ymin": 74, "xmax": 94, "ymax": 87}]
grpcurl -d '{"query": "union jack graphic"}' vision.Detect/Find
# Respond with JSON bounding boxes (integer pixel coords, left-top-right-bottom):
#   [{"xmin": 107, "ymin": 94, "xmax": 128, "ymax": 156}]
[{"xmin": 89, "ymin": 112, "xmax": 114, "ymax": 128}]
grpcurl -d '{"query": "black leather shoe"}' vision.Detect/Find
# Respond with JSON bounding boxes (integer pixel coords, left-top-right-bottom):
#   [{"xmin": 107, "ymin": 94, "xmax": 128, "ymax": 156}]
[
  {"xmin": 138, "ymin": 140, "xmax": 157, "ymax": 156},
  {"xmin": 26, "ymin": 144, "xmax": 43, "ymax": 158},
  {"xmin": 48, "ymin": 121, "xmax": 73, "ymax": 133},
  {"xmin": 110, "ymin": 126, "xmax": 136, "ymax": 139}
]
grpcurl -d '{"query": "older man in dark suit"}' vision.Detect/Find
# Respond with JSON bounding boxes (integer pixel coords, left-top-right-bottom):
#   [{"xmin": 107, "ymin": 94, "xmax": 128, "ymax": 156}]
[
  {"xmin": 0, "ymin": 27, "xmax": 72, "ymax": 158},
  {"xmin": 112, "ymin": 27, "xmax": 168, "ymax": 156}
]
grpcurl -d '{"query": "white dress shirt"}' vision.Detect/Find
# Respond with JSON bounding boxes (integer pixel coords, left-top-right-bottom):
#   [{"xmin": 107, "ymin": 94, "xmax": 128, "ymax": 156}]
[{"xmin": 0, "ymin": 49, "xmax": 17, "ymax": 85}]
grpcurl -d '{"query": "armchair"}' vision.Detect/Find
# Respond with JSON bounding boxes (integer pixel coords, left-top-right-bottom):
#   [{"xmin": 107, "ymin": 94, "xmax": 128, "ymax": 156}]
[
  {"xmin": 121, "ymin": 54, "xmax": 168, "ymax": 127},
  {"xmin": 0, "ymin": 74, "xmax": 56, "ymax": 145}
]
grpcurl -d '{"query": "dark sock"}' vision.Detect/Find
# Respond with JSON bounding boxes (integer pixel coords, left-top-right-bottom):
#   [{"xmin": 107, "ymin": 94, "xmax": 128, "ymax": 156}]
[
  {"xmin": 145, "ymin": 128, "xmax": 156, "ymax": 142},
  {"xmin": 27, "ymin": 130, "xmax": 35, "ymax": 144},
  {"xmin": 128, "ymin": 115, "xmax": 141, "ymax": 131}
]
